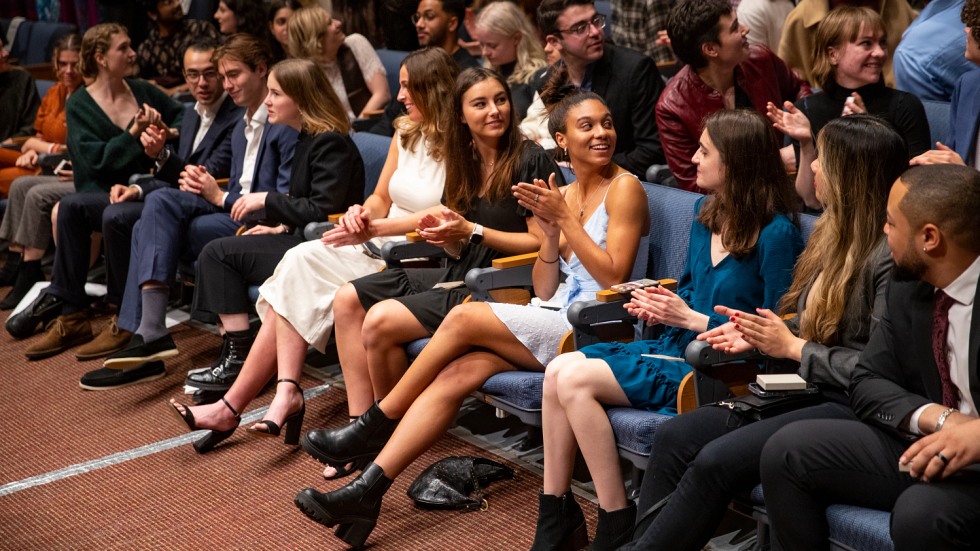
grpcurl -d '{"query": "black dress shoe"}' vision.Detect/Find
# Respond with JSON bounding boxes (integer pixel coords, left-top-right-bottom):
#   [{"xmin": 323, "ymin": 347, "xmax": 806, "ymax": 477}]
[
  {"xmin": 79, "ymin": 361, "xmax": 166, "ymax": 390},
  {"xmin": 103, "ymin": 333, "xmax": 178, "ymax": 370},
  {"xmin": 5, "ymin": 292, "xmax": 65, "ymax": 339},
  {"xmin": 184, "ymin": 330, "xmax": 254, "ymax": 391}
]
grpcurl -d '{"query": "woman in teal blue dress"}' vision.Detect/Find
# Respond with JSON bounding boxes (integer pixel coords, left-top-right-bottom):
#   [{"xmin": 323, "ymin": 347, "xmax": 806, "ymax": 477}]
[{"xmin": 532, "ymin": 109, "xmax": 805, "ymax": 550}]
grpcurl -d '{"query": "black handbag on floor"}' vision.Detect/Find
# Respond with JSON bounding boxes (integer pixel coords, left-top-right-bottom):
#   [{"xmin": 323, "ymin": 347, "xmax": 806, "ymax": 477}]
[{"xmin": 407, "ymin": 456, "xmax": 514, "ymax": 512}]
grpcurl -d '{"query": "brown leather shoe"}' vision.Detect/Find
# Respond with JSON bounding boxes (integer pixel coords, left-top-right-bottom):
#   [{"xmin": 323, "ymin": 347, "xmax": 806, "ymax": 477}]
[
  {"xmin": 25, "ymin": 311, "xmax": 93, "ymax": 360},
  {"xmin": 75, "ymin": 316, "xmax": 133, "ymax": 361}
]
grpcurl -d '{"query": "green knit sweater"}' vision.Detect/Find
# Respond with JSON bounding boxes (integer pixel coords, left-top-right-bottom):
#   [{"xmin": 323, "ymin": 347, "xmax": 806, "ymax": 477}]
[{"xmin": 66, "ymin": 78, "xmax": 183, "ymax": 193}]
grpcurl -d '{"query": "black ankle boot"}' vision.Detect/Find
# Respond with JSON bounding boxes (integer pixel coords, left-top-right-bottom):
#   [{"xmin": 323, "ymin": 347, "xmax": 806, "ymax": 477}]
[
  {"xmin": 301, "ymin": 401, "xmax": 398, "ymax": 468},
  {"xmin": 530, "ymin": 489, "xmax": 588, "ymax": 551},
  {"xmin": 294, "ymin": 462, "xmax": 393, "ymax": 548},
  {"xmin": 0, "ymin": 250, "xmax": 23, "ymax": 287},
  {"xmin": 590, "ymin": 503, "xmax": 636, "ymax": 551},
  {"xmin": 184, "ymin": 329, "xmax": 255, "ymax": 391},
  {"xmin": 0, "ymin": 260, "xmax": 44, "ymax": 310}
]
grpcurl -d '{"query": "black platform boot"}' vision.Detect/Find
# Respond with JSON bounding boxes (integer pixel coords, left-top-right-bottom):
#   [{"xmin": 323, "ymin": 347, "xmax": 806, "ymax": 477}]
[
  {"xmin": 590, "ymin": 503, "xmax": 636, "ymax": 551},
  {"xmin": 530, "ymin": 489, "xmax": 588, "ymax": 551},
  {"xmin": 294, "ymin": 462, "xmax": 393, "ymax": 548},
  {"xmin": 185, "ymin": 329, "xmax": 255, "ymax": 391},
  {"xmin": 301, "ymin": 401, "xmax": 398, "ymax": 468}
]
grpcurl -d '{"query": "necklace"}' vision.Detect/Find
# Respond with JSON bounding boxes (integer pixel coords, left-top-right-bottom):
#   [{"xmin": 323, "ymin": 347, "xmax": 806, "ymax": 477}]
[{"xmin": 578, "ymin": 176, "xmax": 609, "ymax": 220}]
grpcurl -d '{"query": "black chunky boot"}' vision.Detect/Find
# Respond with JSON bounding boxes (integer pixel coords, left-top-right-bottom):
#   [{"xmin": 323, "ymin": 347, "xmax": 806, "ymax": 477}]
[
  {"xmin": 294, "ymin": 462, "xmax": 393, "ymax": 548},
  {"xmin": 184, "ymin": 329, "xmax": 255, "ymax": 391},
  {"xmin": 590, "ymin": 503, "xmax": 636, "ymax": 551},
  {"xmin": 0, "ymin": 259, "xmax": 44, "ymax": 310},
  {"xmin": 301, "ymin": 401, "xmax": 398, "ymax": 468},
  {"xmin": 530, "ymin": 489, "xmax": 588, "ymax": 551}
]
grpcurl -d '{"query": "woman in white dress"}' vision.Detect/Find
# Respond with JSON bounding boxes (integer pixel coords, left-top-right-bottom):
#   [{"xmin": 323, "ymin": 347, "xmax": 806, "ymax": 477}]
[
  {"xmin": 287, "ymin": 5, "xmax": 390, "ymax": 120},
  {"xmin": 169, "ymin": 47, "xmax": 456, "ymax": 453}
]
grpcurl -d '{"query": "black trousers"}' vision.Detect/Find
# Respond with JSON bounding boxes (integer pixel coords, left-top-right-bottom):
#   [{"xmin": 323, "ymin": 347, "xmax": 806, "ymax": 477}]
[
  {"xmin": 760, "ymin": 418, "xmax": 980, "ymax": 551},
  {"xmin": 45, "ymin": 192, "xmax": 143, "ymax": 308},
  {"xmin": 191, "ymin": 232, "xmax": 304, "ymax": 322},
  {"xmin": 622, "ymin": 398, "xmax": 854, "ymax": 551}
]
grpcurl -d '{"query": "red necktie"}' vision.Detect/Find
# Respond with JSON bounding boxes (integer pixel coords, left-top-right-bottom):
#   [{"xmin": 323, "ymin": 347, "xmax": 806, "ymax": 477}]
[{"xmin": 932, "ymin": 291, "xmax": 960, "ymax": 408}]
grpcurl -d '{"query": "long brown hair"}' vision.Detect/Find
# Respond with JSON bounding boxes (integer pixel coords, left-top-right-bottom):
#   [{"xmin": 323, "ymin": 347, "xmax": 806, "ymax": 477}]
[
  {"xmin": 270, "ymin": 58, "xmax": 351, "ymax": 134},
  {"xmin": 444, "ymin": 67, "xmax": 526, "ymax": 213},
  {"xmin": 698, "ymin": 110, "xmax": 798, "ymax": 257},
  {"xmin": 396, "ymin": 47, "xmax": 458, "ymax": 162},
  {"xmin": 779, "ymin": 115, "xmax": 907, "ymax": 343}
]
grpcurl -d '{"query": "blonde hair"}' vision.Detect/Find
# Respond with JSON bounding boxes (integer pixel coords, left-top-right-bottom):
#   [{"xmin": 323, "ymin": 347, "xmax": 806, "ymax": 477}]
[
  {"xmin": 396, "ymin": 48, "xmax": 459, "ymax": 162},
  {"xmin": 779, "ymin": 116, "xmax": 907, "ymax": 343},
  {"xmin": 475, "ymin": 1, "xmax": 547, "ymax": 85},
  {"xmin": 271, "ymin": 58, "xmax": 351, "ymax": 134},
  {"xmin": 79, "ymin": 23, "xmax": 126, "ymax": 78},
  {"xmin": 811, "ymin": 6, "xmax": 886, "ymax": 90},
  {"xmin": 287, "ymin": 5, "xmax": 331, "ymax": 63}
]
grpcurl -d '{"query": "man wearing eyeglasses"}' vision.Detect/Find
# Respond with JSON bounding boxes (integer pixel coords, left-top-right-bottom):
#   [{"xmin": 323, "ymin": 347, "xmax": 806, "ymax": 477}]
[
  {"xmin": 137, "ymin": 0, "xmax": 220, "ymax": 94},
  {"xmin": 531, "ymin": 0, "xmax": 666, "ymax": 176},
  {"xmin": 17, "ymin": 38, "xmax": 245, "ymax": 366}
]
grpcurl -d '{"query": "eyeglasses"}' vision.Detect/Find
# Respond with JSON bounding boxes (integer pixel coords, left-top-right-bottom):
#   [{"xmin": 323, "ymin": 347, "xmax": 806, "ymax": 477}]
[
  {"xmin": 558, "ymin": 13, "xmax": 606, "ymax": 38},
  {"xmin": 184, "ymin": 70, "xmax": 220, "ymax": 82},
  {"xmin": 411, "ymin": 10, "xmax": 439, "ymax": 24}
]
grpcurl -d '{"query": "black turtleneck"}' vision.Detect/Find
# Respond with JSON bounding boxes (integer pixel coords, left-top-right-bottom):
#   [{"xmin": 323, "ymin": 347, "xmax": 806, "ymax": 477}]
[{"xmin": 794, "ymin": 78, "xmax": 931, "ymax": 157}]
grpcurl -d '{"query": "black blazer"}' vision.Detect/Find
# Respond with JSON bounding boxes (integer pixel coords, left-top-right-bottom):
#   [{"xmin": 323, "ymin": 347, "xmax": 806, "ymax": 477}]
[
  {"xmin": 535, "ymin": 43, "xmax": 666, "ymax": 174},
  {"xmin": 264, "ymin": 130, "xmax": 366, "ymax": 234},
  {"xmin": 850, "ymin": 274, "xmax": 980, "ymax": 434},
  {"xmin": 148, "ymin": 95, "xmax": 242, "ymax": 193}
]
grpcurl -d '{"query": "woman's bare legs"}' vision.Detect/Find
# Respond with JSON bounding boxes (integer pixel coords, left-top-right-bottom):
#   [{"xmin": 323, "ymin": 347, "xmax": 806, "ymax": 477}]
[
  {"xmin": 250, "ymin": 311, "xmax": 307, "ymax": 428},
  {"xmin": 334, "ymin": 282, "xmax": 375, "ymax": 417},
  {"xmin": 374, "ymin": 350, "xmax": 522, "ymax": 478},
  {"xmin": 541, "ymin": 352, "xmax": 587, "ymax": 496},
  {"xmin": 378, "ymin": 302, "xmax": 542, "ymax": 419},
  {"xmin": 171, "ymin": 308, "xmax": 279, "ymax": 430},
  {"xmin": 361, "ymin": 299, "xmax": 429, "ymax": 398},
  {"xmin": 552, "ymin": 355, "xmax": 631, "ymax": 510}
]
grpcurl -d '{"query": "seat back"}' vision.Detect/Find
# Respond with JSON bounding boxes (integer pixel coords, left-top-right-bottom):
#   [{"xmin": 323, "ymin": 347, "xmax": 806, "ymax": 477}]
[
  {"xmin": 375, "ymin": 49, "xmax": 408, "ymax": 102},
  {"xmin": 645, "ymin": 184, "xmax": 703, "ymax": 281},
  {"xmin": 921, "ymin": 99, "xmax": 950, "ymax": 146},
  {"xmin": 3, "ymin": 18, "xmax": 76, "ymax": 65},
  {"xmin": 352, "ymin": 132, "xmax": 391, "ymax": 198}
]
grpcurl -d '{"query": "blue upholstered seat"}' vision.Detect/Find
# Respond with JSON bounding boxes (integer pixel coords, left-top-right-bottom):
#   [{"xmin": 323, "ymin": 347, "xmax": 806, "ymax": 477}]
[
  {"xmin": 920, "ymin": 99, "xmax": 951, "ymax": 146},
  {"xmin": 374, "ymin": 49, "xmax": 409, "ymax": 102}
]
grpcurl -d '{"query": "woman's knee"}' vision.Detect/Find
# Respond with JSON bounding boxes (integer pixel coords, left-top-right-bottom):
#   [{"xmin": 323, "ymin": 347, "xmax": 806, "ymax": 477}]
[
  {"xmin": 361, "ymin": 300, "xmax": 410, "ymax": 348},
  {"xmin": 543, "ymin": 352, "xmax": 585, "ymax": 398},
  {"xmin": 553, "ymin": 359, "xmax": 606, "ymax": 406},
  {"xmin": 334, "ymin": 283, "xmax": 363, "ymax": 318},
  {"xmin": 439, "ymin": 302, "xmax": 492, "ymax": 339}
]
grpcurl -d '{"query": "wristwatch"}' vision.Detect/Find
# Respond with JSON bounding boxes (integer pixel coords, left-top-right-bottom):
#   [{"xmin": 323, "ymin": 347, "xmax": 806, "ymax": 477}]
[{"xmin": 469, "ymin": 223, "xmax": 484, "ymax": 245}]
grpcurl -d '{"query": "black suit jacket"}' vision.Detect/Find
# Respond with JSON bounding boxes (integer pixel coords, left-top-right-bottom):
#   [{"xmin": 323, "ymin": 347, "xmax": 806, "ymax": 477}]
[
  {"xmin": 146, "ymin": 95, "xmax": 242, "ymax": 194},
  {"xmin": 535, "ymin": 44, "xmax": 666, "ymax": 174},
  {"xmin": 850, "ymin": 274, "xmax": 980, "ymax": 435},
  {"xmin": 264, "ymin": 131, "xmax": 366, "ymax": 234}
]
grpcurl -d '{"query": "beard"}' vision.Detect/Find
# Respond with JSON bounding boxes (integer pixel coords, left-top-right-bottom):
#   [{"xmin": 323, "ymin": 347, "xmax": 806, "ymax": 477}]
[{"xmin": 892, "ymin": 243, "xmax": 928, "ymax": 282}]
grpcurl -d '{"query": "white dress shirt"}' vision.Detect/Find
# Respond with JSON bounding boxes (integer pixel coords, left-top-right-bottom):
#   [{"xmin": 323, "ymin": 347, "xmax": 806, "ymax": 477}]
[
  {"xmin": 238, "ymin": 103, "xmax": 268, "ymax": 196},
  {"xmin": 192, "ymin": 92, "xmax": 226, "ymax": 152}
]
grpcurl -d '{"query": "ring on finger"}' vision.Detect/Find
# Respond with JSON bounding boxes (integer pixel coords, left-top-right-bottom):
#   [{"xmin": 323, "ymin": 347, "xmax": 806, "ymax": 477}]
[
  {"xmin": 936, "ymin": 452, "xmax": 950, "ymax": 466},
  {"xmin": 533, "ymin": 194, "xmax": 538, "ymax": 203}
]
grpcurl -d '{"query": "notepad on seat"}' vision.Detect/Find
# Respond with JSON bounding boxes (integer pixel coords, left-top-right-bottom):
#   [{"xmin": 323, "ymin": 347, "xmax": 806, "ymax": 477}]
[{"xmin": 756, "ymin": 373, "xmax": 808, "ymax": 391}]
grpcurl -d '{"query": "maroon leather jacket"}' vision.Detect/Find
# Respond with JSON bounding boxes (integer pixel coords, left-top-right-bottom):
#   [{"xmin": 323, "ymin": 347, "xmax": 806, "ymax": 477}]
[{"xmin": 655, "ymin": 45, "xmax": 811, "ymax": 192}]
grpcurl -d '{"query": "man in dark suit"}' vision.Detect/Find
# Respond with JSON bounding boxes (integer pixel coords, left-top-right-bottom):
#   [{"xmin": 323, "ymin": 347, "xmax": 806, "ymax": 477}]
[
  {"xmin": 760, "ymin": 164, "xmax": 980, "ymax": 550},
  {"xmin": 526, "ymin": 0, "xmax": 666, "ymax": 176},
  {"xmin": 74, "ymin": 33, "xmax": 298, "ymax": 391},
  {"xmin": 6, "ymin": 39, "xmax": 237, "ymax": 359}
]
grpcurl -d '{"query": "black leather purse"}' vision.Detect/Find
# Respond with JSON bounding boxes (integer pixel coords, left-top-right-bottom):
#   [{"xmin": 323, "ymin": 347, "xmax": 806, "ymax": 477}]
[
  {"xmin": 406, "ymin": 456, "xmax": 514, "ymax": 512},
  {"xmin": 713, "ymin": 391, "xmax": 821, "ymax": 422}
]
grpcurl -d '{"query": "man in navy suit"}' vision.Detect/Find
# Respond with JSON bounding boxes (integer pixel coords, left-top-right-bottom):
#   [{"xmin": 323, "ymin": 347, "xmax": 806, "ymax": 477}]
[
  {"xmin": 6, "ymin": 39, "xmax": 238, "ymax": 359},
  {"xmin": 73, "ymin": 34, "xmax": 298, "ymax": 390},
  {"xmin": 760, "ymin": 164, "xmax": 980, "ymax": 550}
]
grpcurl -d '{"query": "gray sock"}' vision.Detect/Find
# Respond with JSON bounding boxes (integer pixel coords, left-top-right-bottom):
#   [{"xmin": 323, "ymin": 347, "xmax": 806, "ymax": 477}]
[{"xmin": 135, "ymin": 286, "xmax": 170, "ymax": 343}]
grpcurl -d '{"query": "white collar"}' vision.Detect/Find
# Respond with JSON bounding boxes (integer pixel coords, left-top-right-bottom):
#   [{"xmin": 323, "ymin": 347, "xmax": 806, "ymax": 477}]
[
  {"xmin": 941, "ymin": 254, "xmax": 980, "ymax": 307},
  {"xmin": 194, "ymin": 91, "xmax": 227, "ymax": 120},
  {"xmin": 244, "ymin": 102, "xmax": 268, "ymax": 127}
]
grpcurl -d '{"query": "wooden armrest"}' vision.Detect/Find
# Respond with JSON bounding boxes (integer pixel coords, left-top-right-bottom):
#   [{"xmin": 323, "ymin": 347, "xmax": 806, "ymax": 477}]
[
  {"xmin": 359, "ymin": 109, "xmax": 384, "ymax": 119},
  {"xmin": 406, "ymin": 231, "xmax": 423, "ymax": 242},
  {"xmin": 216, "ymin": 177, "xmax": 229, "ymax": 190},
  {"xmin": 327, "ymin": 213, "xmax": 343, "ymax": 223},
  {"xmin": 594, "ymin": 278, "xmax": 678, "ymax": 303},
  {"xmin": 491, "ymin": 252, "xmax": 538, "ymax": 269}
]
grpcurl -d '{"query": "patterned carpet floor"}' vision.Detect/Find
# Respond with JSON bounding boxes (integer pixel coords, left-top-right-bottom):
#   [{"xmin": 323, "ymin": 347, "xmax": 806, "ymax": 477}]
[{"xmin": 0, "ymin": 311, "xmax": 598, "ymax": 550}]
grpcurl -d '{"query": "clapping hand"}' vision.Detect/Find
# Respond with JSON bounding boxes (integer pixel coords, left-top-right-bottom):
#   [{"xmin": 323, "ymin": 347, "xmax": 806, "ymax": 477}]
[
  {"xmin": 712, "ymin": 305, "xmax": 804, "ymax": 360},
  {"xmin": 625, "ymin": 286, "xmax": 702, "ymax": 331},
  {"xmin": 698, "ymin": 319, "xmax": 754, "ymax": 354},
  {"xmin": 514, "ymin": 172, "xmax": 563, "ymax": 237},
  {"xmin": 322, "ymin": 204, "xmax": 373, "ymax": 247},
  {"xmin": 767, "ymin": 101, "xmax": 812, "ymax": 144}
]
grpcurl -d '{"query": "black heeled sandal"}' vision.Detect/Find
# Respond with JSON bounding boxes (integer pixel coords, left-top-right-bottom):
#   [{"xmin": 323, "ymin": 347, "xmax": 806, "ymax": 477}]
[
  {"xmin": 246, "ymin": 378, "xmax": 306, "ymax": 445},
  {"xmin": 169, "ymin": 397, "xmax": 241, "ymax": 454}
]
